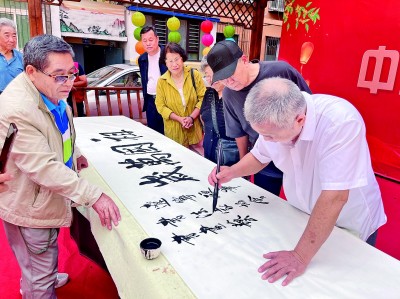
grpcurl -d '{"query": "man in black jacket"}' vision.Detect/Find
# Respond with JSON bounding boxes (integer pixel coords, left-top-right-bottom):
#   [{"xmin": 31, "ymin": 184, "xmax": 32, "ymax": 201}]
[{"xmin": 138, "ymin": 26, "xmax": 168, "ymax": 134}]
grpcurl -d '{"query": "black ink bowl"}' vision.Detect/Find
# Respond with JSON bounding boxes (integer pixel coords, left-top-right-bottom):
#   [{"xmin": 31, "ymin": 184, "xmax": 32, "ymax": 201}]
[{"xmin": 140, "ymin": 237, "xmax": 162, "ymax": 260}]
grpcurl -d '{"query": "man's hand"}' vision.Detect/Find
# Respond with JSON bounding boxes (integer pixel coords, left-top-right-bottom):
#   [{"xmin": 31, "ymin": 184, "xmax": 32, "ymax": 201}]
[
  {"xmin": 0, "ymin": 173, "xmax": 12, "ymax": 193},
  {"xmin": 258, "ymin": 250, "xmax": 307, "ymax": 286},
  {"xmin": 207, "ymin": 165, "xmax": 233, "ymax": 188},
  {"xmin": 76, "ymin": 155, "xmax": 89, "ymax": 172},
  {"xmin": 92, "ymin": 193, "xmax": 121, "ymax": 230}
]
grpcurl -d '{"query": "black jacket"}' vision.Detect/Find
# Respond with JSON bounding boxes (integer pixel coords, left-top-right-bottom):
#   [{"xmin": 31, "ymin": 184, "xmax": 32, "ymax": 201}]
[{"xmin": 138, "ymin": 46, "xmax": 168, "ymax": 111}]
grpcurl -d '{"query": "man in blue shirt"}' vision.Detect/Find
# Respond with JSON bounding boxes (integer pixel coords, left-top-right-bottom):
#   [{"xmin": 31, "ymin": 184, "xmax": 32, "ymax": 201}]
[{"xmin": 0, "ymin": 18, "xmax": 23, "ymax": 94}]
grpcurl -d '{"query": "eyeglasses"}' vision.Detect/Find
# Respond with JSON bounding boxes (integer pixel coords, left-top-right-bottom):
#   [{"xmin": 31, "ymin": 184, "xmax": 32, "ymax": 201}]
[
  {"xmin": 166, "ymin": 57, "xmax": 182, "ymax": 65},
  {"xmin": 38, "ymin": 68, "xmax": 78, "ymax": 85}
]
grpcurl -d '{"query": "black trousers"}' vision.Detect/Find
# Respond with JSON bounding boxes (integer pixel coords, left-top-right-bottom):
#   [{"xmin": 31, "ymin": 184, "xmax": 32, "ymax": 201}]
[{"xmin": 145, "ymin": 94, "xmax": 164, "ymax": 134}]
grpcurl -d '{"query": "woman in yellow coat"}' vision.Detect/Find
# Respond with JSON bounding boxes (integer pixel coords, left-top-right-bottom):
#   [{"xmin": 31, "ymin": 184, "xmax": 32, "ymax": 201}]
[{"xmin": 156, "ymin": 43, "xmax": 206, "ymax": 153}]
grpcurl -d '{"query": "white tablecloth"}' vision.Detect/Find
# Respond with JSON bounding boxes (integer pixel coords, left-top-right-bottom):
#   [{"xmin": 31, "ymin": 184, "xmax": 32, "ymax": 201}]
[{"xmin": 74, "ymin": 116, "xmax": 400, "ymax": 299}]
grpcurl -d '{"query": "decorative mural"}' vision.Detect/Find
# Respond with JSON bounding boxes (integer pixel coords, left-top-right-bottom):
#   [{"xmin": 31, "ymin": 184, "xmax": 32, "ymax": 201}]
[{"xmin": 60, "ymin": 0, "xmax": 126, "ymax": 38}]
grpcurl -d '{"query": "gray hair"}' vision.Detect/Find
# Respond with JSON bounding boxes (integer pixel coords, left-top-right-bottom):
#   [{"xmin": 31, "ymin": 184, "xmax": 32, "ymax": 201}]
[
  {"xmin": 23, "ymin": 34, "xmax": 74, "ymax": 70},
  {"xmin": 200, "ymin": 55, "xmax": 209, "ymax": 72},
  {"xmin": 244, "ymin": 77, "xmax": 307, "ymax": 129},
  {"xmin": 0, "ymin": 18, "xmax": 16, "ymax": 31}
]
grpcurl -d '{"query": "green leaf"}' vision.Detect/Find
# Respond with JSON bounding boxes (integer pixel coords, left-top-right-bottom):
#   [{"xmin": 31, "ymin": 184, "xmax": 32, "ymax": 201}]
[
  {"xmin": 305, "ymin": 23, "xmax": 309, "ymax": 32},
  {"xmin": 287, "ymin": 23, "xmax": 290, "ymax": 31},
  {"xmin": 306, "ymin": 2, "xmax": 312, "ymax": 8},
  {"xmin": 295, "ymin": 20, "xmax": 299, "ymax": 29}
]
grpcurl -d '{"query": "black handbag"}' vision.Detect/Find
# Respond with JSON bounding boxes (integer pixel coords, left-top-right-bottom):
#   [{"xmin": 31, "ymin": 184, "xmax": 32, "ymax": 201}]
[{"xmin": 211, "ymin": 97, "xmax": 240, "ymax": 166}]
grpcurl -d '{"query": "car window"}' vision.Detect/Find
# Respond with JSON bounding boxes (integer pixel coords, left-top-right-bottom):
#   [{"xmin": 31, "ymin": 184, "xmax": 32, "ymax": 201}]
[
  {"xmin": 87, "ymin": 66, "xmax": 124, "ymax": 87},
  {"xmin": 107, "ymin": 71, "xmax": 142, "ymax": 88}
]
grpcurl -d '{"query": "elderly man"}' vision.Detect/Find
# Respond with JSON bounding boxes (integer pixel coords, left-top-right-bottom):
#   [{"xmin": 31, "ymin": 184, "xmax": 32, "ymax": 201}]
[
  {"xmin": 207, "ymin": 40, "xmax": 311, "ymax": 196},
  {"xmin": 138, "ymin": 26, "xmax": 168, "ymax": 134},
  {"xmin": 0, "ymin": 18, "xmax": 23, "ymax": 94},
  {"xmin": 0, "ymin": 34, "xmax": 121, "ymax": 298},
  {"xmin": 208, "ymin": 77, "xmax": 386, "ymax": 286}
]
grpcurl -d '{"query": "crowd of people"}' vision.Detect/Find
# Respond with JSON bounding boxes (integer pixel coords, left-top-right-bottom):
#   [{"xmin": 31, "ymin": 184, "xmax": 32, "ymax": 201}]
[{"xmin": 0, "ymin": 19, "xmax": 387, "ymax": 297}]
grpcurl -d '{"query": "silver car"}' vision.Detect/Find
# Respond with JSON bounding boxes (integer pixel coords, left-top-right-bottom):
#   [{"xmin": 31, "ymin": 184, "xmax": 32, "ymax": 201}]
[{"xmin": 86, "ymin": 64, "xmax": 146, "ymax": 122}]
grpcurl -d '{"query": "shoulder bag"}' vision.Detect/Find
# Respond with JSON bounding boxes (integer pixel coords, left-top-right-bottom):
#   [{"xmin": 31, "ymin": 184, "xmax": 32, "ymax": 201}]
[{"xmin": 210, "ymin": 97, "xmax": 240, "ymax": 166}]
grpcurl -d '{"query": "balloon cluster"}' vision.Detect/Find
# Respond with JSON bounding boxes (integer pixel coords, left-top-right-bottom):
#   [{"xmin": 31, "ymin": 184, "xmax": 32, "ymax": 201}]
[
  {"xmin": 223, "ymin": 25, "xmax": 236, "ymax": 42},
  {"xmin": 200, "ymin": 20, "xmax": 214, "ymax": 56},
  {"xmin": 131, "ymin": 11, "xmax": 146, "ymax": 56},
  {"xmin": 167, "ymin": 16, "xmax": 181, "ymax": 43}
]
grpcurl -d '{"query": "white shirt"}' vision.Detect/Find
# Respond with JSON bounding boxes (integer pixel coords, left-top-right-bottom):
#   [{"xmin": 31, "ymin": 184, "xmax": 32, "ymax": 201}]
[
  {"xmin": 251, "ymin": 92, "xmax": 386, "ymax": 240},
  {"xmin": 178, "ymin": 88, "xmax": 186, "ymax": 108},
  {"xmin": 147, "ymin": 48, "xmax": 161, "ymax": 95}
]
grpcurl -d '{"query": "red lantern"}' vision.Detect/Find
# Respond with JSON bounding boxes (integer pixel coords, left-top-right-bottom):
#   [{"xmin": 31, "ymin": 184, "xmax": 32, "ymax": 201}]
[
  {"xmin": 200, "ymin": 20, "xmax": 213, "ymax": 33},
  {"xmin": 201, "ymin": 33, "xmax": 214, "ymax": 47}
]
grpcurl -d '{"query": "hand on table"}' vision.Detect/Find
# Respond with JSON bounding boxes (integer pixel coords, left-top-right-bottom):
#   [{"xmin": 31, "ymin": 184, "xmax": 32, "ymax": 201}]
[
  {"xmin": 92, "ymin": 193, "xmax": 121, "ymax": 230},
  {"xmin": 258, "ymin": 250, "xmax": 307, "ymax": 286},
  {"xmin": 76, "ymin": 155, "xmax": 89, "ymax": 172}
]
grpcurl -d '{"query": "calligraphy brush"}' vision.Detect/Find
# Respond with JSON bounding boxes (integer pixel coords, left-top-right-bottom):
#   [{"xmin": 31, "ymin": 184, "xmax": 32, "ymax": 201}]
[{"xmin": 212, "ymin": 142, "xmax": 223, "ymax": 213}]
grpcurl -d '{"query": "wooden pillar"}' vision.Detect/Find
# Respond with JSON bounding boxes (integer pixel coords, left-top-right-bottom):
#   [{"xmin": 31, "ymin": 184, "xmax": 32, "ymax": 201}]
[
  {"xmin": 28, "ymin": 0, "xmax": 44, "ymax": 37},
  {"xmin": 249, "ymin": 0, "xmax": 269, "ymax": 60}
]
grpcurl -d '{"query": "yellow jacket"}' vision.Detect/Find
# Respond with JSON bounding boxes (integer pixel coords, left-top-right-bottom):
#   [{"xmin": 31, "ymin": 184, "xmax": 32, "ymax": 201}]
[{"xmin": 156, "ymin": 66, "xmax": 206, "ymax": 146}]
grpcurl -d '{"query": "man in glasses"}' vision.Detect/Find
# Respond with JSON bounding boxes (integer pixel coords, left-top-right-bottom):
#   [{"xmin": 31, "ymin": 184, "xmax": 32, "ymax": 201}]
[
  {"xmin": 207, "ymin": 40, "xmax": 312, "ymax": 196},
  {"xmin": 0, "ymin": 34, "xmax": 121, "ymax": 298}
]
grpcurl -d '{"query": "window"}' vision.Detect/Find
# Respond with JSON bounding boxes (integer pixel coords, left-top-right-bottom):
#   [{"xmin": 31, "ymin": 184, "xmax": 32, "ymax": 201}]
[
  {"xmin": 268, "ymin": 0, "xmax": 285, "ymax": 13},
  {"xmin": 108, "ymin": 71, "xmax": 141, "ymax": 88},
  {"xmin": 265, "ymin": 36, "xmax": 280, "ymax": 61},
  {"xmin": 152, "ymin": 16, "xmax": 201, "ymax": 61},
  {"xmin": 153, "ymin": 17, "xmax": 167, "ymax": 46},
  {"xmin": 0, "ymin": 0, "xmax": 30, "ymax": 50},
  {"xmin": 187, "ymin": 21, "xmax": 200, "ymax": 61},
  {"xmin": 216, "ymin": 33, "xmax": 239, "ymax": 43}
]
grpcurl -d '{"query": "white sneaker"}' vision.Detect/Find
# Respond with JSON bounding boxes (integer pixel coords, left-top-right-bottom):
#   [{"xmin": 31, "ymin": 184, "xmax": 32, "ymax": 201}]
[{"xmin": 20, "ymin": 273, "xmax": 69, "ymax": 295}]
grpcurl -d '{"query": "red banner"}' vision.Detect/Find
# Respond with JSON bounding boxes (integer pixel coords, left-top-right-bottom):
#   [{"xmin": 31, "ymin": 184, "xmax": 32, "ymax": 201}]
[{"xmin": 279, "ymin": 0, "xmax": 400, "ymax": 181}]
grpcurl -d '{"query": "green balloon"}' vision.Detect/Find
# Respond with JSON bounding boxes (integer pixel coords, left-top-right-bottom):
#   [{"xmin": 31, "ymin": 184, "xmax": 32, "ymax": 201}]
[
  {"xmin": 134, "ymin": 27, "xmax": 142, "ymax": 41},
  {"xmin": 168, "ymin": 31, "xmax": 181, "ymax": 43},
  {"xmin": 224, "ymin": 25, "xmax": 235, "ymax": 38}
]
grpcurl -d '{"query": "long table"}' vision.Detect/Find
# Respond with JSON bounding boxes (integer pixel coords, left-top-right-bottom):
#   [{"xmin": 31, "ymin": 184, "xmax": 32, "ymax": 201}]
[{"xmin": 74, "ymin": 116, "xmax": 400, "ymax": 299}]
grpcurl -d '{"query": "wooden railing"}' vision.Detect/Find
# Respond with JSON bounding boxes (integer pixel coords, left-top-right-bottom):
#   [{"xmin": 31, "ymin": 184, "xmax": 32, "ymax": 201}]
[{"xmin": 71, "ymin": 86, "xmax": 146, "ymax": 125}]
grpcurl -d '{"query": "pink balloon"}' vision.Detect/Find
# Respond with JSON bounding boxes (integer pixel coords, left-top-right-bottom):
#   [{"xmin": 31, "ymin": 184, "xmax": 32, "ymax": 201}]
[
  {"xmin": 200, "ymin": 20, "xmax": 213, "ymax": 33},
  {"xmin": 201, "ymin": 33, "xmax": 214, "ymax": 47}
]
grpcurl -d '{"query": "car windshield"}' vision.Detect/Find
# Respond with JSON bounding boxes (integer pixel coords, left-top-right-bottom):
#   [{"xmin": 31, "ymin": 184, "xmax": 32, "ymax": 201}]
[{"xmin": 87, "ymin": 66, "xmax": 125, "ymax": 87}]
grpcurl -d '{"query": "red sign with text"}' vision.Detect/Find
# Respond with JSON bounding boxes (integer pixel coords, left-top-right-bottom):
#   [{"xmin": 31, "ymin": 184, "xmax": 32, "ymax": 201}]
[{"xmin": 279, "ymin": 0, "xmax": 400, "ymax": 181}]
